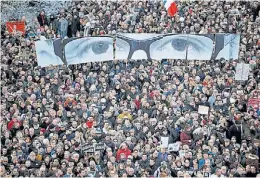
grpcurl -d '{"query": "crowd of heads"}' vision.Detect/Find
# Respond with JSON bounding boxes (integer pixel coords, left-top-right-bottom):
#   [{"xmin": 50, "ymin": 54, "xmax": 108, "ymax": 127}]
[{"xmin": 1, "ymin": 0, "xmax": 260, "ymax": 177}]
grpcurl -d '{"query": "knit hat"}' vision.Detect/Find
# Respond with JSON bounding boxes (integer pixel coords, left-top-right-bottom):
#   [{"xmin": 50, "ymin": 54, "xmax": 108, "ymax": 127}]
[
  {"xmin": 40, "ymin": 128, "xmax": 46, "ymax": 133},
  {"xmin": 48, "ymin": 124, "xmax": 56, "ymax": 130}
]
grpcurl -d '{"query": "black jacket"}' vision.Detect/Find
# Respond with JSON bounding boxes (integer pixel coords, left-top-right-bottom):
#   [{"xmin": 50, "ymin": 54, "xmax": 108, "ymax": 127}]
[
  {"xmin": 71, "ymin": 17, "xmax": 81, "ymax": 35},
  {"xmin": 37, "ymin": 14, "xmax": 48, "ymax": 27},
  {"xmin": 228, "ymin": 124, "xmax": 242, "ymax": 144}
]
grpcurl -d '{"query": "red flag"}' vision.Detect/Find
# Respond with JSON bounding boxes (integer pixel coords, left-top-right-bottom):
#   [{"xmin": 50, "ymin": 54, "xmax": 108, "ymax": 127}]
[
  {"xmin": 6, "ymin": 21, "xmax": 25, "ymax": 34},
  {"xmin": 167, "ymin": 2, "xmax": 178, "ymax": 17}
]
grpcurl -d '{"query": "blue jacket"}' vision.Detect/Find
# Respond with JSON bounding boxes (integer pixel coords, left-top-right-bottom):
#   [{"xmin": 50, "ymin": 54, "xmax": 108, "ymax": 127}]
[
  {"xmin": 59, "ymin": 18, "xmax": 68, "ymax": 32},
  {"xmin": 157, "ymin": 152, "xmax": 168, "ymax": 163}
]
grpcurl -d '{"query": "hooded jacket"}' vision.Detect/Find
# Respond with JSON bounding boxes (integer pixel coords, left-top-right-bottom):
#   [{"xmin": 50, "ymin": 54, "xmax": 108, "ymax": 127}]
[
  {"xmin": 59, "ymin": 17, "xmax": 69, "ymax": 32},
  {"xmin": 180, "ymin": 131, "xmax": 192, "ymax": 146},
  {"xmin": 37, "ymin": 14, "xmax": 48, "ymax": 27},
  {"xmin": 228, "ymin": 124, "xmax": 242, "ymax": 144},
  {"xmin": 116, "ymin": 147, "xmax": 132, "ymax": 161},
  {"xmin": 71, "ymin": 16, "xmax": 81, "ymax": 35}
]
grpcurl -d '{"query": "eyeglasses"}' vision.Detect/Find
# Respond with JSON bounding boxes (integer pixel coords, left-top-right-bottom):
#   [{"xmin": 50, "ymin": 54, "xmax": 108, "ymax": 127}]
[{"xmin": 36, "ymin": 33, "xmax": 240, "ymax": 67}]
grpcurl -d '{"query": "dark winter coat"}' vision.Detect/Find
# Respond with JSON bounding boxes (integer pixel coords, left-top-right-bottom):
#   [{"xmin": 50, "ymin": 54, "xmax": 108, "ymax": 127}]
[
  {"xmin": 71, "ymin": 17, "xmax": 81, "ymax": 35},
  {"xmin": 37, "ymin": 14, "xmax": 48, "ymax": 27}
]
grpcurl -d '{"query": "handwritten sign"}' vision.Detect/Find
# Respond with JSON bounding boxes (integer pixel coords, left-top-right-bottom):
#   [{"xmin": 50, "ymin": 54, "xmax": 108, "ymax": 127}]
[
  {"xmin": 81, "ymin": 144, "xmax": 95, "ymax": 153},
  {"xmin": 95, "ymin": 143, "xmax": 105, "ymax": 151},
  {"xmin": 81, "ymin": 143, "xmax": 105, "ymax": 153}
]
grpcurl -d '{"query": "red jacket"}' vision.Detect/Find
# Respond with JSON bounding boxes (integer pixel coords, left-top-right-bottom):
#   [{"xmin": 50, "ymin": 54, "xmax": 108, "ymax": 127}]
[
  {"xmin": 7, "ymin": 119, "xmax": 21, "ymax": 130},
  {"xmin": 180, "ymin": 131, "xmax": 192, "ymax": 146},
  {"xmin": 134, "ymin": 99, "xmax": 141, "ymax": 110},
  {"xmin": 116, "ymin": 148, "xmax": 132, "ymax": 161}
]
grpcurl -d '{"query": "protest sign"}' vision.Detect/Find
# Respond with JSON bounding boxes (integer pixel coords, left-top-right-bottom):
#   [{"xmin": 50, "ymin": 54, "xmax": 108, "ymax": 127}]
[
  {"xmin": 161, "ymin": 137, "xmax": 169, "ymax": 148},
  {"xmin": 95, "ymin": 143, "xmax": 105, "ymax": 151},
  {"xmin": 235, "ymin": 63, "xmax": 250, "ymax": 81},
  {"xmin": 198, "ymin": 105, "xmax": 209, "ymax": 115},
  {"xmin": 82, "ymin": 143, "xmax": 105, "ymax": 153},
  {"xmin": 248, "ymin": 98, "xmax": 260, "ymax": 110},
  {"xmin": 81, "ymin": 144, "xmax": 95, "ymax": 153},
  {"xmin": 248, "ymin": 90, "xmax": 260, "ymax": 110},
  {"xmin": 168, "ymin": 142, "xmax": 180, "ymax": 152}
]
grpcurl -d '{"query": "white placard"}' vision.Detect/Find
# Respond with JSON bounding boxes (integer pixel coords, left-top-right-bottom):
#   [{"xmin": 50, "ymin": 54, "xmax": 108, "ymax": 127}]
[
  {"xmin": 168, "ymin": 142, "xmax": 180, "ymax": 152},
  {"xmin": 160, "ymin": 137, "xmax": 169, "ymax": 148},
  {"xmin": 235, "ymin": 63, "xmax": 250, "ymax": 81},
  {"xmin": 198, "ymin": 105, "xmax": 209, "ymax": 115}
]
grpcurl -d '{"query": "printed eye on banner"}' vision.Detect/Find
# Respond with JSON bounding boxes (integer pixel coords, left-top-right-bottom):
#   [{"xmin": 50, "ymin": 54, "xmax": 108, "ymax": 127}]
[
  {"xmin": 63, "ymin": 36, "xmax": 114, "ymax": 65},
  {"xmin": 35, "ymin": 39, "xmax": 64, "ymax": 67},
  {"xmin": 150, "ymin": 35, "xmax": 188, "ymax": 60},
  {"xmin": 186, "ymin": 35, "xmax": 214, "ymax": 60},
  {"xmin": 150, "ymin": 34, "xmax": 215, "ymax": 60}
]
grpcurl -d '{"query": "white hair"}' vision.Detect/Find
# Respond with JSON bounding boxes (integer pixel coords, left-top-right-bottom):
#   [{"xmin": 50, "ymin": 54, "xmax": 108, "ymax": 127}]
[{"xmin": 43, "ymin": 139, "xmax": 49, "ymax": 145}]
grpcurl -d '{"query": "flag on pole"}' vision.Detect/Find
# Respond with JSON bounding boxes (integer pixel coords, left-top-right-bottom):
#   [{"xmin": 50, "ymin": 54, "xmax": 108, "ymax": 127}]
[
  {"xmin": 6, "ymin": 21, "xmax": 26, "ymax": 34},
  {"xmin": 163, "ymin": 0, "xmax": 178, "ymax": 17}
]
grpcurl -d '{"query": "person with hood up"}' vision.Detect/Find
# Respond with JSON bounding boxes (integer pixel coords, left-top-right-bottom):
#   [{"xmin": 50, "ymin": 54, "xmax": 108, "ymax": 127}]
[
  {"xmin": 180, "ymin": 125, "xmax": 193, "ymax": 146},
  {"xmin": 116, "ymin": 142, "xmax": 132, "ymax": 161},
  {"xmin": 228, "ymin": 120, "xmax": 242, "ymax": 144}
]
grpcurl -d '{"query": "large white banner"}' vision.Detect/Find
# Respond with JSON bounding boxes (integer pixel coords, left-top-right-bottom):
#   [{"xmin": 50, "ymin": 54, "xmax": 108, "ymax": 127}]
[{"xmin": 35, "ymin": 33, "xmax": 241, "ymax": 67}]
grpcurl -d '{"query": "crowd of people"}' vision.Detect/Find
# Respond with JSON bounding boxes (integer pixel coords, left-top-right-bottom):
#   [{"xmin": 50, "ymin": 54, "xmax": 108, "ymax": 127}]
[{"xmin": 1, "ymin": 0, "xmax": 260, "ymax": 177}]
